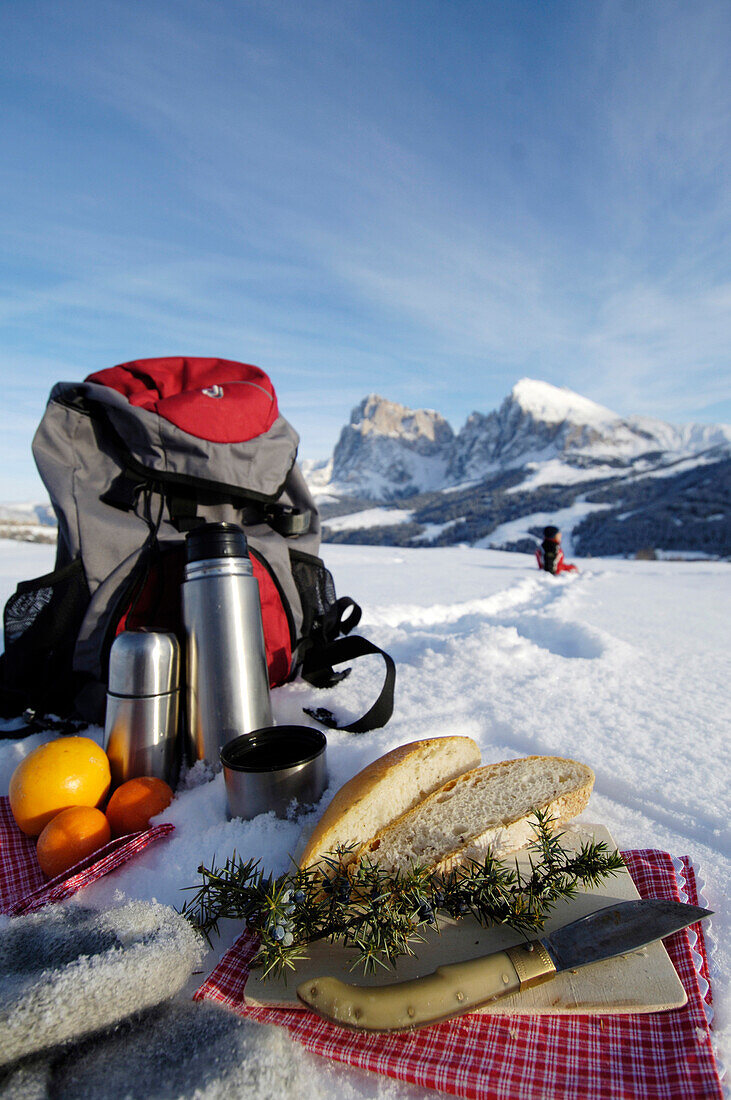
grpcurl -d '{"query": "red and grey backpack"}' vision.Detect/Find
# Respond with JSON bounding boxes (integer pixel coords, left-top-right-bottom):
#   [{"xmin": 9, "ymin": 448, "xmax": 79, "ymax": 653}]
[{"xmin": 0, "ymin": 357, "xmax": 394, "ymax": 736}]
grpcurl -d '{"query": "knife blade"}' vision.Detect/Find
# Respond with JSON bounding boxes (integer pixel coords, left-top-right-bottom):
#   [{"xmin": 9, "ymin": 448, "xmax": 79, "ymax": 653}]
[{"xmin": 296, "ymin": 899, "xmax": 711, "ymax": 1032}]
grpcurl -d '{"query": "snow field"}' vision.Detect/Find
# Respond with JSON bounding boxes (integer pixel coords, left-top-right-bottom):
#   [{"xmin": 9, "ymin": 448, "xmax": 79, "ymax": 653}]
[{"xmin": 0, "ymin": 539, "xmax": 728, "ymax": 1092}]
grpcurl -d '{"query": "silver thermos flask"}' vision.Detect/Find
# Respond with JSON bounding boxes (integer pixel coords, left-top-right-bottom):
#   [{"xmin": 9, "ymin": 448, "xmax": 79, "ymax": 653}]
[
  {"xmin": 182, "ymin": 522, "xmax": 272, "ymax": 770},
  {"xmin": 104, "ymin": 631, "xmax": 181, "ymax": 789}
]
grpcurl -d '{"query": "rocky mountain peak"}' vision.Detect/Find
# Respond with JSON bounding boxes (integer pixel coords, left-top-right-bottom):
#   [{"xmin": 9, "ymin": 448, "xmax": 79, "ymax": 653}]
[
  {"xmin": 331, "ymin": 395, "xmax": 454, "ymax": 499},
  {"xmin": 349, "ymin": 394, "xmax": 454, "ymax": 447}
]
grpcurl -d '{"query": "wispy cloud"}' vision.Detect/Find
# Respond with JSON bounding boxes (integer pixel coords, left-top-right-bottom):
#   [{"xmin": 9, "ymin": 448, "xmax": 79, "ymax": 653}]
[{"xmin": 1, "ymin": 0, "xmax": 730, "ymax": 496}]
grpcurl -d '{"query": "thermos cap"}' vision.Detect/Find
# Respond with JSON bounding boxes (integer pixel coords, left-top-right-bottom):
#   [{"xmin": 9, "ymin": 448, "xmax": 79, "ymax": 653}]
[
  {"xmin": 186, "ymin": 522, "xmax": 249, "ymax": 564},
  {"xmin": 108, "ymin": 631, "xmax": 180, "ymax": 698}
]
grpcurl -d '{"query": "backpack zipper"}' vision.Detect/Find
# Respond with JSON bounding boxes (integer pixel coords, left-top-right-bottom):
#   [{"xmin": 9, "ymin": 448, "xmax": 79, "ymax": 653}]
[{"xmin": 55, "ymin": 389, "xmax": 295, "ymax": 505}]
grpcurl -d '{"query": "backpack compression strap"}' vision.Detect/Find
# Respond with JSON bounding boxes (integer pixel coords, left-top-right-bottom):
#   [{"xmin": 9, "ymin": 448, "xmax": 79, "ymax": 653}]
[
  {"xmin": 300, "ymin": 597, "xmax": 396, "ymax": 734},
  {"xmin": 101, "ymin": 467, "xmax": 311, "ymax": 536}
]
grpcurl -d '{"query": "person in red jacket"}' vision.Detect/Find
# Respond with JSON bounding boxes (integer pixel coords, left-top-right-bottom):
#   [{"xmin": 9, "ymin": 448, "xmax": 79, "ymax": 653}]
[{"xmin": 536, "ymin": 525, "xmax": 578, "ymax": 574}]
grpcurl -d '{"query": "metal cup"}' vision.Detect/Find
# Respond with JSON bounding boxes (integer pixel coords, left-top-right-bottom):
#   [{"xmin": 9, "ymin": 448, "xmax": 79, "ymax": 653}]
[
  {"xmin": 221, "ymin": 725, "xmax": 328, "ymax": 820},
  {"xmin": 104, "ymin": 632, "xmax": 181, "ymax": 789}
]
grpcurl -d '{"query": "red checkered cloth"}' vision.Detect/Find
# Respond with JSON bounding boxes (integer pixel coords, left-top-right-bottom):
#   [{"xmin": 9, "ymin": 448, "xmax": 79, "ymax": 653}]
[
  {"xmin": 0, "ymin": 796, "xmax": 174, "ymax": 915},
  {"xmin": 195, "ymin": 851, "xmax": 722, "ymax": 1100}
]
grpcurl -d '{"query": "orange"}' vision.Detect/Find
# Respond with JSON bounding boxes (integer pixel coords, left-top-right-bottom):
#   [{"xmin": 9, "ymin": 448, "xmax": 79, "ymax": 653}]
[
  {"xmin": 36, "ymin": 805, "xmax": 112, "ymax": 879},
  {"xmin": 105, "ymin": 776, "xmax": 174, "ymax": 837},
  {"xmin": 9, "ymin": 736, "xmax": 111, "ymax": 837}
]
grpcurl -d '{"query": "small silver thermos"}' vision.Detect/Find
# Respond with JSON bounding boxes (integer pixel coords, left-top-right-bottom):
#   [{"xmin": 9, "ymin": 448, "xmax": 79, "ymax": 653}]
[
  {"xmin": 104, "ymin": 631, "xmax": 180, "ymax": 788},
  {"xmin": 182, "ymin": 522, "xmax": 273, "ymax": 771}
]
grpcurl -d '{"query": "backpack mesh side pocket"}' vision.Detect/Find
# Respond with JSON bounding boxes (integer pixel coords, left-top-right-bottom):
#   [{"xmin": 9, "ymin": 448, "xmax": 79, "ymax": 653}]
[
  {"xmin": 288, "ymin": 549, "xmax": 337, "ymax": 639},
  {"xmin": 0, "ymin": 557, "xmax": 90, "ymax": 720}
]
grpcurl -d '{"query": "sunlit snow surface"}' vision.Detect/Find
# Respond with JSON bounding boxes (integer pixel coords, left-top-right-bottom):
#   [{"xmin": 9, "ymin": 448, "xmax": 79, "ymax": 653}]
[{"xmin": 0, "ymin": 539, "xmax": 729, "ymax": 1096}]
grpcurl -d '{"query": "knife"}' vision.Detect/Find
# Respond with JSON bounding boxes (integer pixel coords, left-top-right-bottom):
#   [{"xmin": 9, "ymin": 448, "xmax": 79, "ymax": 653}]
[{"xmin": 296, "ymin": 899, "xmax": 711, "ymax": 1031}]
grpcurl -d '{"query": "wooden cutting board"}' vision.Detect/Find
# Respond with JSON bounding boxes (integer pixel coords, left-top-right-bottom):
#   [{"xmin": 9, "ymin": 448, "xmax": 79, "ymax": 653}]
[{"xmin": 245, "ymin": 825, "xmax": 687, "ymax": 1015}]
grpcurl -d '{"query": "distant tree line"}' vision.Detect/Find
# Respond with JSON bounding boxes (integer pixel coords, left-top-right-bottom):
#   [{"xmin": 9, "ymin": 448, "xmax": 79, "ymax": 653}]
[{"xmin": 322, "ymin": 458, "xmax": 731, "ymax": 560}]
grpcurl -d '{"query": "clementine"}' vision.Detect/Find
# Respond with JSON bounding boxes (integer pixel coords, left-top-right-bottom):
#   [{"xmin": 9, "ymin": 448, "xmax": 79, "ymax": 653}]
[
  {"xmin": 105, "ymin": 776, "xmax": 174, "ymax": 837},
  {"xmin": 36, "ymin": 805, "xmax": 112, "ymax": 879},
  {"xmin": 9, "ymin": 736, "xmax": 112, "ymax": 836}
]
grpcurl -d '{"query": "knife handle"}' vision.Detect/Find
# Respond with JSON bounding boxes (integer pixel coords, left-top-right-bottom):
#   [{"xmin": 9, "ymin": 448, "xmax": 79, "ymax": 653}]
[{"xmin": 297, "ymin": 943, "xmax": 557, "ymax": 1032}]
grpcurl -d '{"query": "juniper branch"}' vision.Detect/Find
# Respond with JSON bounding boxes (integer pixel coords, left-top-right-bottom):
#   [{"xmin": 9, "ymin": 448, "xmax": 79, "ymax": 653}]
[{"xmin": 180, "ymin": 819, "xmax": 624, "ymax": 979}]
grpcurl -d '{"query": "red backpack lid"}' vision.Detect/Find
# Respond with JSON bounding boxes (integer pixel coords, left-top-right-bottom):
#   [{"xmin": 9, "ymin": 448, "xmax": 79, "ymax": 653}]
[{"xmin": 86, "ymin": 357, "xmax": 279, "ymax": 444}]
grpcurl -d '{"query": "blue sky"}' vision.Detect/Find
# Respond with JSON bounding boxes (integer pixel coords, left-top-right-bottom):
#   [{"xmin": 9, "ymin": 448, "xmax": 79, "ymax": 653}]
[{"xmin": 1, "ymin": 0, "xmax": 730, "ymax": 499}]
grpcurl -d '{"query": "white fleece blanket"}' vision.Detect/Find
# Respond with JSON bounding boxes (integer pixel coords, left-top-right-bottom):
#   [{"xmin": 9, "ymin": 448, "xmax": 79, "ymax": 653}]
[
  {"xmin": 0, "ymin": 900, "xmax": 203, "ymax": 1066},
  {"xmin": 0, "ymin": 1000, "xmax": 322, "ymax": 1100},
  {"xmin": 0, "ymin": 901, "xmax": 322, "ymax": 1100}
]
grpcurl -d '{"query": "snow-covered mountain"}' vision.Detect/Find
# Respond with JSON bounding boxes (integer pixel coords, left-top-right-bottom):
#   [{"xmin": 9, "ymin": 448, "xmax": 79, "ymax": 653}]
[
  {"xmin": 329, "ymin": 394, "xmax": 455, "ymax": 500},
  {"xmin": 2, "ymin": 381, "xmax": 728, "ymax": 559},
  {"xmin": 323, "ymin": 380, "xmax": 731, "ymax": 499},
  {"xmin": 0, "ymin": 502, "xmax": 56, "ymax": 526},
  {"xmin": 449, "ymin": 379, "xmax": 731, "ymax": 479},
  {"xmin": 312, "ymin": 380, "xmax": 731, "ymax": 559},
  {"xmin": 0, "ymin": 502, "xmax": 57, "ymax": 543}
]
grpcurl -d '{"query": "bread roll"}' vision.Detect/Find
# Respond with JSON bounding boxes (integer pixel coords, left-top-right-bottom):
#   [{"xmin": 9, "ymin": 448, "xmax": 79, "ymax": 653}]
[
  {"xmin": 357, "ymin": 755, "xmax": 594, "ymax": 874},
  {"xmin": 299, "ymin": 736, "xmax": 481, "ymax": 869}
]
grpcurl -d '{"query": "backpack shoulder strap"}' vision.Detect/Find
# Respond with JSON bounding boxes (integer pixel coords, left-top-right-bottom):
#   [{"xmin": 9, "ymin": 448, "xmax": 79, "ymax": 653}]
[
  {"xmin": 300, "ymin": 596, "xmax": 396, "ymax": 734},
  {"xmin": 302, "ymin": 634, "xmax": 396, "ymax": 734}
]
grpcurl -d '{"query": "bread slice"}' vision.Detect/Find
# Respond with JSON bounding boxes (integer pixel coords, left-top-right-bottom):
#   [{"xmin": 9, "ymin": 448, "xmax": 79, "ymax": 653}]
[
  {"xmin": 357, "ymin": 755, "xmax": 594, "ymax": 874},
  {"xmin": 299, "ymin": 736, "xmax": 481, "ymax": 869}
]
